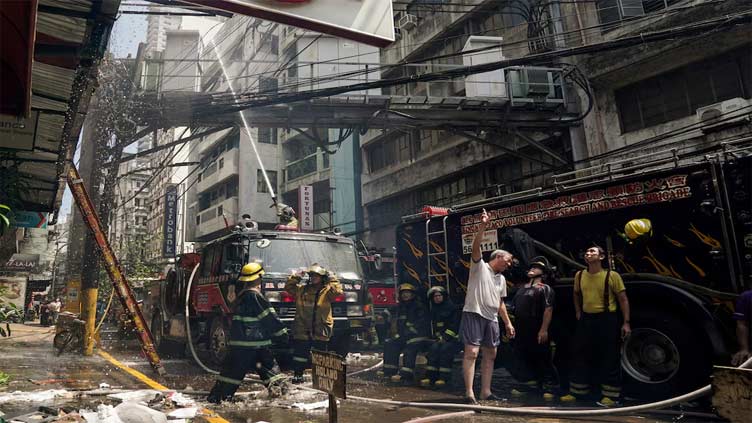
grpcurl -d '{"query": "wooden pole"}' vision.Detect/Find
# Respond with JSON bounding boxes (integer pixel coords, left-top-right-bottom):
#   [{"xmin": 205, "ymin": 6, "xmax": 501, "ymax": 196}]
[{"xmin": 328, "ymin": 393, "xmax": 337, "ymax": 423}]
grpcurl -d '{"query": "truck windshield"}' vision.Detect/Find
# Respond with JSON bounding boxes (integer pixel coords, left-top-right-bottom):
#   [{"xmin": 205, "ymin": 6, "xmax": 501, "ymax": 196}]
[{"xmin": 245, "ymin": 238, "xmax": 362, "ymax": 279}]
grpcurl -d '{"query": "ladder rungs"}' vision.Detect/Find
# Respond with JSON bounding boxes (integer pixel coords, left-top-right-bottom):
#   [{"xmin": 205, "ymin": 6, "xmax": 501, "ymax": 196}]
[
  {"xmin": 428, "ymin": 252, "xmax": 446, "ymax": 257},
  {"xmin": 427, "ymin": 231, "xmax": 446, "ymax": 236}
]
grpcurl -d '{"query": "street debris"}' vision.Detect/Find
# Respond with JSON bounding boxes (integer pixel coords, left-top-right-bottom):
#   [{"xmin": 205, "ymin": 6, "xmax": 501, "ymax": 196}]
[
  {"xmin": 0, "ymin": 390, "xmax": 74, "ymax": 404},
  {"xmin": 290, "ymin": 399, "xmax": 332, "ymax": 411}
]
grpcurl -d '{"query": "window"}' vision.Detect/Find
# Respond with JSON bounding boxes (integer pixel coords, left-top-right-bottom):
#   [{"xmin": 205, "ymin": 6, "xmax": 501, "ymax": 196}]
[
  {"xmin": 134, "ymin": 199, "xmax": 140, "ymax": 207},
  {"xmin": 615, "ymin": 47, "xmax": 749, "ymax": 132},
  {"xmin": 258, "ymin": 127, "xmax": 277, "ymax": 144},
  {"xmin": 257, "ymin": 170, "xmax": 277, "ymax": 193},
  {"xmin": 217, "ymin": 205, "xmax": 223, "ymax": 217},
  {"xmin": 596, "ymin": 0, "xmax": 683, "ymax": 28},
  {"xmin": 218, "ymin": 158, "xmax": 224, "ymax": 169},
  {"xmin": 259, "ymin": 77, "xmax": 278, "ymax": 94}
]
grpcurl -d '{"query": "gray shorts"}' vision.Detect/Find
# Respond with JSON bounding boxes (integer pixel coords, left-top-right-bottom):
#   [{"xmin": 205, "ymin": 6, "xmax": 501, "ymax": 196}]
[{"xmin": 460, "ymin": 311, "xmax": 500, "ymax": 347}]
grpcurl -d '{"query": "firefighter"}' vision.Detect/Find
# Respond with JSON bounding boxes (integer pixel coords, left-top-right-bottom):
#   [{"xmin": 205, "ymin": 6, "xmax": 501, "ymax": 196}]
[
  {"xmin": 560, "ymin": 246, "xmax": 631, "ymax": 407},
  {"xmin": 510, "ymin": 256, "xmax": 557, "ymax": 400},
  {"xmin": 207, "ymin": 263, "xmax": 289, "ymax": 404},
  {"xmin": 420, "ymin": 286, "xmax": 462, "ymax": 388},
  {"xmin": 380, "ymin": 283, "xmax": 432, "ymax": 384},
  {"xmin": 285, "ymin": 264, "xmax": 343, "ymax": 384}
]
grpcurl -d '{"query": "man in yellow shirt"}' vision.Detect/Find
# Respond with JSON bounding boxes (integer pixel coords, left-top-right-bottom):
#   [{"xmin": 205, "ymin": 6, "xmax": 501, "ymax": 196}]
[{"xmin": 561, "ymin": 246, "xmax": 631, "ymax": 407}]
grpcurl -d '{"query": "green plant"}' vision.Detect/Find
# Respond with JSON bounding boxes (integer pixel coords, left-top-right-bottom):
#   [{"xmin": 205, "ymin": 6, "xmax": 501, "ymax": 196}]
[{"xmin": 0, "ymin": 371, "xmax": 10, "ymax": 385}]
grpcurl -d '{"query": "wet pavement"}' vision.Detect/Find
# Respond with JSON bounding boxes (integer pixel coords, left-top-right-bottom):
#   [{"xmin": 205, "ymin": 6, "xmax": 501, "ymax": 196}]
[{"xmin": 0, "ymin": 323, "xmax": 722, "ymax": 423}]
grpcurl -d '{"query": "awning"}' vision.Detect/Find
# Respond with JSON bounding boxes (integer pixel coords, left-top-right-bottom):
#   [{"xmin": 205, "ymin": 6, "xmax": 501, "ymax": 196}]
[{"xmin": 0, "ymin": 0, "xmax": 121, "ymax": 222}]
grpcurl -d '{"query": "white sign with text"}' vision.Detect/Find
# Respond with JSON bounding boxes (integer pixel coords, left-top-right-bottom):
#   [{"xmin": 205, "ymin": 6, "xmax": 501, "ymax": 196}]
[{"xmin": 299, "ymin": 185, "xmax": 314, "ymax": 231}]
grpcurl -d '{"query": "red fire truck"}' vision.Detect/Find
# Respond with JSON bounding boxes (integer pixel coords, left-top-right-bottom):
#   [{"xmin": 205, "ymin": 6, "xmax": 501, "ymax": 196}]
[
  {"xmin": 144, "ymin": 228, "xmax": 372, "ymax": 365},
  {"xmin": 360, "ymin": 249, "xmax": 398, "ymax": 343},
  {"xmin": 396, "ymin": 142, "xmax": 750, "ymax": 399}
]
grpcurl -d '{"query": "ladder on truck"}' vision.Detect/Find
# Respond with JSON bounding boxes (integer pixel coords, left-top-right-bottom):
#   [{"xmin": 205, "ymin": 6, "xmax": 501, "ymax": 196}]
[{"xmin": 424, "ymin": 206, "xmax": 450, "ymax": 293}]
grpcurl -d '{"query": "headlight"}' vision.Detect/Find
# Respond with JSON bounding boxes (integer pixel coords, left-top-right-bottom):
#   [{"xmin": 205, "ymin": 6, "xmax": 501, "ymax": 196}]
[
  {"xmin": 265, "ymin": 291, "xmax": 281, "ymax": 302},
  {"xmin": 344, "ymin": 292, "xmax": 358, "ymax": 303},
  {"xmin": 346, "ymin": 305, "xmax": 363, "ymax": 316}
]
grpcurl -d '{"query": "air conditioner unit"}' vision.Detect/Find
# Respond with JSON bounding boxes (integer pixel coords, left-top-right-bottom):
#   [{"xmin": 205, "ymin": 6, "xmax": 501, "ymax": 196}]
[
  {"xmin": 696, "ymin": 97, "xmax": 752, "ymax": 122},
  {"xmin": 398, "ymin": 14, "xmax": 418, "ymax": 31},
  {"xmin": 509, "ymin": 68, "xmax": 553, "ymax": 99}
]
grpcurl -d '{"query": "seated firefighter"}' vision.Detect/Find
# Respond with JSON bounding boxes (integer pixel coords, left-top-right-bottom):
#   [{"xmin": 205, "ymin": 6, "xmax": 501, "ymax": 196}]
[
  {"xmin": 285, "ymin": 264, "xmax": 343, "ymax": 384},
  {"xmin": 207, "ymin": 263, "xmax": 289, "ymax": 403},
  {"xmin": 380, "ymin": 283, "xmax": 432, "ymax": 384},
  {"xmin": 421, "ymin": 286, "xmax": 462, "ymax": 388}
]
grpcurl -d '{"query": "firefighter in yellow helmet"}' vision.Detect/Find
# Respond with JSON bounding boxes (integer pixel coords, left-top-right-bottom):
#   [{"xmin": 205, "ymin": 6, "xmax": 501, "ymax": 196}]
[
  {"xmin": 380, "ymin": 283, "xmax": 431, "ymax": 384},
  {"xmin": 208, "ymin": 263, "xmax": 289, "ymax": 403},
  {"xmin": 285, "ymin": 263, "xmax": 343, "ymax": 384}
]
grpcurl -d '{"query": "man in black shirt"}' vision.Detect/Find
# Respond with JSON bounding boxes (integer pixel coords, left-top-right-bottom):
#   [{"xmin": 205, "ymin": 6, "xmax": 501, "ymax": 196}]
[{"xmin": 511, "ymin": 256, "xmax": 557, "ymax": 400}]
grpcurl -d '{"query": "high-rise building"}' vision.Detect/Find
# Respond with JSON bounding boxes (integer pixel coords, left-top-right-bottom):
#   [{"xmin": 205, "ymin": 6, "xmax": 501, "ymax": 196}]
[{"xmin": 145, "ymin": 6, "xmax": 181, "ymax": 53}]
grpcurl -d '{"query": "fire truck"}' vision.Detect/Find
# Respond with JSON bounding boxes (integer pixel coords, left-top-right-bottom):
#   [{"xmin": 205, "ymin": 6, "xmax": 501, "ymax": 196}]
[
  {"xmin": 143, "ymin": 228, "xmax": 372, "ymax": 365},
  {"xmin": 396, "ymin": 142, "xmax": 750, "ymax": 399},
  {"xmin": 360, "ymin": 249, "xmax": 398, "ymax": 343}
]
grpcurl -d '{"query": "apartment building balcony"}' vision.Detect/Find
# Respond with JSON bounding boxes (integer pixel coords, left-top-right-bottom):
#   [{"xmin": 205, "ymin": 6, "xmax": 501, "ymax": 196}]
[
  {"xmin": 197, "ymin": 150, "xmax": 238, "ymax": 193},
  {"xmin": 196, "ymin": 196, "xmax": 238, "ymax": 239},
  {"xmin": 283, "ymin": 153, "xmax": 330, "ymax": 191}
]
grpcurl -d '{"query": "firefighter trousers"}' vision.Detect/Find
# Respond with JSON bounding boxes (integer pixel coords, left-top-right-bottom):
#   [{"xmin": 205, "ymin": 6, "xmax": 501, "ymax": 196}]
[
  {"xmin": 292, "ymin": 338, "xmax": 328, "ymax": 376},
  {"xmin": 383, "ymin": 337, "xmax": 432, "ymax": 381},
  {"xmin": 569, "ymin": 312, "xmax": 621, "ymax": 400},
  {"xmin": 425, "ymin": 340, "xmax": 462, "ymax": 382},
  {"xmin": 207, "ymin": 347, "xmax": 283, "ymax": 404},
  {"xmin": 513, "ymin": 323, "xmax": 557, "ymax": 391}
]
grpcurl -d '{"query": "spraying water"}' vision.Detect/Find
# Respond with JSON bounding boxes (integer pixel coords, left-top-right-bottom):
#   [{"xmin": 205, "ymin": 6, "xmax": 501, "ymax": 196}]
[{"xmin": 208, "ymin": 37, "xmax": 277, "ymax": 205}]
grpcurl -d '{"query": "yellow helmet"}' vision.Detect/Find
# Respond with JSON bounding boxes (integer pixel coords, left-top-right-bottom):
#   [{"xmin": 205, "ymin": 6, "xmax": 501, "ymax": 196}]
[
  {"xmin": 398, "ymin": 283, "xmax": 417, "ymax": 293},
  {"xmin": 238, "ymin": 263, "xmax": 264, "ymax": 282},
  {"xmin": 625, "ymin": 218, "xmax": 653, "ymax": 240},
  {"xmin": 307, "ymin": 264, "xmax": 327, "ymax": 276}
]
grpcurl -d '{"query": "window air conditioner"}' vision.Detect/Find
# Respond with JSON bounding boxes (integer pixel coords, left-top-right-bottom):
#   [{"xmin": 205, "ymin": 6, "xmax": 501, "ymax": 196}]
[
  {"xmin": 509, "ymin": 68, "xmax": 553, "ymax": 99},
  {"xmin": 398, "ymin": 14, "xmax": 418, "ymax": 31},
  {"xmin": 696, "ymin": 97, "xmax": 752, "ymax": 122}
]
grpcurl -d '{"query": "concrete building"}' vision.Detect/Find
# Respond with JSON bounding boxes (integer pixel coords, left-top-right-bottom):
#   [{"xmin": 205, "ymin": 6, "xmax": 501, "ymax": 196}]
[
  {"xmin": 277, "ymin": 30, "xmax": 380, "ymax": 234},
  {"xmin": 360, "ymin": 0, "xmax": 751, "ymax": 251},
  {"xmin": 109, "ymin": 156, "xmax": 151, "ymax": 265},
  {"xmin": 145, "ymin": 6, "xmax": 181, "ymax": 53}
]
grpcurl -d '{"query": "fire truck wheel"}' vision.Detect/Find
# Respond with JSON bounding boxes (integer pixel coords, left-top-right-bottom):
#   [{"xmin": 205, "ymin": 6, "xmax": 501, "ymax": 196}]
[
  {"xmin": 209, "ymin": 318, "xmax": 230, "ymax": 365},
  {"xmin": 151, "ymin": 315, "xmax": 185, "ymax": 358},
  {"xmin": 621, "ymin": 309, "xmax": 710, "ymax": 400}
]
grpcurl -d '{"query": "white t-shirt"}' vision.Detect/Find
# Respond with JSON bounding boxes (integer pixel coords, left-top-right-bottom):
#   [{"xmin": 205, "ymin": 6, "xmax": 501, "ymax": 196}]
[{"xmin": 463, "ymin": 258, "xmax": 507, "ymax": 322}]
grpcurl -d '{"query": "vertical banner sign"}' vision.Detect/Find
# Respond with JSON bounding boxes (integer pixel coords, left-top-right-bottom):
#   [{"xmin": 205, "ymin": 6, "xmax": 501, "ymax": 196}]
[
  {"xmin": 162, "ymin": 185, "xmax": 178, "ymax": 257},
  {"xmin": 66, "ymin": 165, "xmax": 165, "ymax": 375},
  {"xmin": 311, "ymin": 349, "xmax": 346, "ymax": 423},
  {"xmin": 299, "ymin": 185, "xmax": 314, "ymax": 231}
]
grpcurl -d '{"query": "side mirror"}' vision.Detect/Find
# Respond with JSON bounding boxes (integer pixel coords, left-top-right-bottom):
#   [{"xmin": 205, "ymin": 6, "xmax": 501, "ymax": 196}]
[{"xmin": 374, "ymin": 254, "xmax": 383, "ymax": 271}]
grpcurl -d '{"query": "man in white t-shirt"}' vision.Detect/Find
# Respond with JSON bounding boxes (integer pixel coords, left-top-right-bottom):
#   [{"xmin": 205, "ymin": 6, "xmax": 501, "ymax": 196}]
[{"xmin": 459, "ymin": 208, "xmax": 515, "ymax": 404}]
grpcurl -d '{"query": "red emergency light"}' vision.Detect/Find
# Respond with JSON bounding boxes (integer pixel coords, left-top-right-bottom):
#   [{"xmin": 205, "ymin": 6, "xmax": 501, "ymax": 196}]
[
  {"xmin": 280, "ymin": 291, "xmax": 295, "ymax": 303},
  {"xmin": 333, "ymin": 294, "xmax": 346, "ymax": 303},
  {"xmin": 421, "ymin": 206, "xmax": 449, "ymax": 217}
]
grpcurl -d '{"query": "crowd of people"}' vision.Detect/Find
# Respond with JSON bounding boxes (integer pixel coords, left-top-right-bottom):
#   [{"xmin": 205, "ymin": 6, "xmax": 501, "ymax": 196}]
[
  {"xmin": 378, "ymin": 208, "xmax": 632, "ymax": 408},
  {"xmin": 27, "ymin": 296, "xmax": 62, "ymax": 326},
  {"xmin": 207, "ymin": 206, "xmax": 752, "ymax": 407}
]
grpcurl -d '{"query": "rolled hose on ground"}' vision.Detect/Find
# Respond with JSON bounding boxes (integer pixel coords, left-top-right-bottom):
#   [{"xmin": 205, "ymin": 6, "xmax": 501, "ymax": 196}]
[{"xmin": 184, "ymin": 261, "xmax": 385, "ymax": 380}]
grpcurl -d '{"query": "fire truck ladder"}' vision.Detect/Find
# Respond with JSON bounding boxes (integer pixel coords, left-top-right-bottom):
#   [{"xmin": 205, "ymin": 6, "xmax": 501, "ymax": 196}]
[
  {"xmin": 67, "ymin": 165, "xmax": 165, "ymax": 375},
  {"xmin": 426, "ymin": 216, "xmax": 450, "ymax": 292}
]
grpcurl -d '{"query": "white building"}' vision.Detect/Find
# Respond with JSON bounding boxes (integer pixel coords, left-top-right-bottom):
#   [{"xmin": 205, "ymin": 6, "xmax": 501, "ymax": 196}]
[{"xmin": 145, "ymin": 6, "xmax": 181, "ymax": 53}]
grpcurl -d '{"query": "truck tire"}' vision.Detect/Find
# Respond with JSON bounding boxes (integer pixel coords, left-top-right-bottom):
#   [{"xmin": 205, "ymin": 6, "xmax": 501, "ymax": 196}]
[
  {"xmin": 151, "ymin": 315, "xmax": 185, "ymax": 358},
  {"xmin": 209, "ymin": 317, "xmax": 229, "ymax": 365},
  {"xmin": 621, "ymin": 309, "xmax": 710, "ymax": 400}
]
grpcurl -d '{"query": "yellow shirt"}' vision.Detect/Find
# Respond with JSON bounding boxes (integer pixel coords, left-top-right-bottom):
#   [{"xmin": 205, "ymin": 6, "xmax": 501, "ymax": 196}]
[{"xmin": 575, "ymin": 270, "xmax": 625, "ymax": 313}]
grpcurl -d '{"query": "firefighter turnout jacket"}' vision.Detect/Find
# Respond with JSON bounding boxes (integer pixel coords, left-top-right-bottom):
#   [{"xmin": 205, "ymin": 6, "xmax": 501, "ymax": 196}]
[
  {"xmin": 391, "ymin": 297, "xmax": 431, "ymax": 343},
  {"xmin": 229, "ymin": 288, "xmax": 288, "ymax": 349},
  {"xmin": 430, "ymin": 298, "xmax": 461, "ymax": 342},
  {"xmin": 285, "ymin": 274, "xmax": 344, "ymax": 341}
]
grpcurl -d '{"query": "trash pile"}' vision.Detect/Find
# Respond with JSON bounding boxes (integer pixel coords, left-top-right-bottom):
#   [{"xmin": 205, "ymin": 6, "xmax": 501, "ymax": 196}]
[{"xmin": 0, "ymin": 389, "xmax": 202, "ymax": 423}]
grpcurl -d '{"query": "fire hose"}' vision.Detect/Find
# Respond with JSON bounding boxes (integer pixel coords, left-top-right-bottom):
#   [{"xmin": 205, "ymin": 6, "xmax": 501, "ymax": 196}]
[{"xmin": 185, "ymin": 260, "xmax": 747, "ymax": 417}]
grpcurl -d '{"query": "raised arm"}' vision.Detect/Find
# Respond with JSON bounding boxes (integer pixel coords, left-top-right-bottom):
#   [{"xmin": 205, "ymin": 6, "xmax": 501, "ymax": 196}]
[{"xmin": 472, "ymin": 209, "xmax": 490, "ymax": 262}]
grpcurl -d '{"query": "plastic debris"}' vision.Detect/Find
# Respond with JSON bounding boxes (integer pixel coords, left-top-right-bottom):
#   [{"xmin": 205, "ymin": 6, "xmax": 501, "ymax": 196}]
[
  {"xmin": 290, "ymin": 399, "xmax": 334, "ymax": 411},
  {"xmin": 0, "ymin": 390, "xmax": 73, "ymax": 404},
  {"xmin": 107, "ymin": 390, "xmax": 162, "ymax": 403},
  {"xmin": 113, "ymin": 403, "xmax": 167, "ymax": 423},
  {"xmin": 80, "ymin": 404, "xmax": 123, "ymax": 423},
  {"xmin": 99, "ymin": 383, "xmax": 111, "ymax": 389},
  {"xmin": 166, "ymin": 408, "xmax": 198, "ymax": 419}
]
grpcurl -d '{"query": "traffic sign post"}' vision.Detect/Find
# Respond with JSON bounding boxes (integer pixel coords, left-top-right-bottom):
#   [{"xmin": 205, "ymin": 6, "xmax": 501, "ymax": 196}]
[{"xmin": 311, "ymin": 349, "xmax": 346, "ymax": 423}]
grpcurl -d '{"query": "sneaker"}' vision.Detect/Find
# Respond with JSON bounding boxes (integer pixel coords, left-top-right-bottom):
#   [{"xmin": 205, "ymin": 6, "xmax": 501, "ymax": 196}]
[
  {"xmin": 291, "ymin": 375, "xmax": 305, "ymax": 384},
  {"xmin": 542, "ymin": 392, "xmax": 555, "ymax": 401},
  {"xmin": 480, "ymin": 393, "xmax": 503, "ymax": 401},
  {"xmin": 560, "ymin": 394, "xmax": 577, "ymax": 402},
  {"xmin": 390, "ymin": 374, "xmax": 402, "ymax": 383},
  {"xmin": 420, "ymin": 378, "xmax": 432, "ymax": 387},
  {"xmin": 510, "ymin": 388, "xmax": 526, "ymax": 397},
  {"xmin": 434, "ymin": 379, "xmax": 446, "ymax": 387},
  {"xmin": 596, "ymin": 397, "xmax": 621, "ymax": 408}
]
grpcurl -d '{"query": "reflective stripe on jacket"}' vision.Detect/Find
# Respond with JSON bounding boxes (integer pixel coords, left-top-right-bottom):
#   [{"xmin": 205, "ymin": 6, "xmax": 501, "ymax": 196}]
[{"xmin": 285, "ymin": 274, "xmax": 344, "ymax": 341}]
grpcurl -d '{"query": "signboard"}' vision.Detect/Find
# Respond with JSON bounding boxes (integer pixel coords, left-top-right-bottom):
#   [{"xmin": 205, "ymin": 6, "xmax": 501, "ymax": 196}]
[
  {"xmin": 0, "ymin": 111, "xmax": 38, "ymax": 150},
  {"xmin": 299, "ymin": 185, "xmax": 314, "ymax": 231},
  {"xmin": 461, "ymin": 230, "xmax": 499, "ymax": 255},
  {"xmin": 0, "ymin": 276, "xmax": 27, "ymax": 309},
  {"xmin": 62, "ymin": 279, "xmax": 81, "ymax": 313},
  {"xmin": 162, "ymin": 185, "xmax": 178, "ymax": 257},
  {"xmin": 12, "ymin": 211, "xmax": 47, "ymax": 228},
  {"xmin": 2, "ymin": 253, "xmax": 39, "ymax": 272},
  {"xmin": 311, "ymin": 349, "xmax": 346, "ymax": 399},
  {"xmin": 183, "ymin": 0, "xmax": 394, "ymax": 47},
  {"xmin": 460, "ymin": 174, "xmax": 692, "ymax": 235}
]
